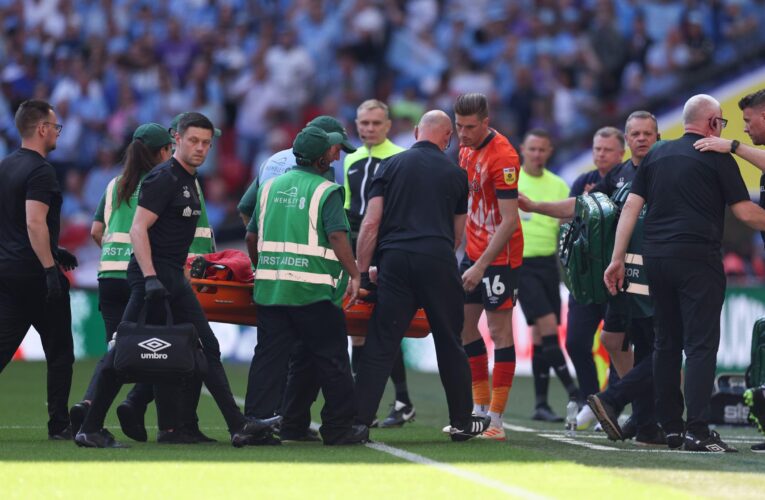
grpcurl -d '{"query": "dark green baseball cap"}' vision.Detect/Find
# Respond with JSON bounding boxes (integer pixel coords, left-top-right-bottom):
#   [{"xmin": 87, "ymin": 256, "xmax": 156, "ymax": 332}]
[
  {"xmin": 133, "ymin": 123, "xmax": 173, "ymax": 149},
  {"xmin": 169, "ymin": 112, "xmax": 222, "ymax": 137},
  {"xmin": 293, "ymin": 126, "xmax": 343, "ymax": 164},
  {"xmin": 306, "ymin": 115, "xmax": 356, "ymax": 153}
]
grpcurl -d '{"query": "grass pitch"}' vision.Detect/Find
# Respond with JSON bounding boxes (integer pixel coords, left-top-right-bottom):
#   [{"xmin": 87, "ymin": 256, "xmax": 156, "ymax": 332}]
[{"xmin": 1, "ymin": 360, "xmax": 764, "ymax": 499}]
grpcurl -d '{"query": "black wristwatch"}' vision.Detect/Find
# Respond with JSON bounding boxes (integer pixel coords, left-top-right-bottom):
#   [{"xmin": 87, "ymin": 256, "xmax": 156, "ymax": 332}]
[{"xmin": 730, "ymin": 139, "xmax": 740, "ymax": 154}]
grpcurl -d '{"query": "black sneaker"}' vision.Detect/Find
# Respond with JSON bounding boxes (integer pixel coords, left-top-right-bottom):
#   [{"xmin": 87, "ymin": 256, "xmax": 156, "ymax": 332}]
[
  {"xmin": 380, "ymin": 400, "xmax": 416, "ymax": 428},
  {"xmin": 231, "ymin": 416, "xmax": 283, "ymax": 448},
  {"xmin": 49, "ymin": 425, "xmax": 73, "ymax": 441},
  {"xmin": 586, "ymin": 393, "xmax": 623, "ymax": 441},
  {"xmin": 683, "ymin": 430, "xmax": 738, "ymax": 453},
  {"xmin": 182, "ymin": 423, "xmax": 217, "ymax": 443},
  {"xmin": 231, "ymin": 431, "xmax": 282, "ymax": 448},
  {"xmin": 157, "ymin": 429, "xmax": 198, "ymax": 444},
  {"xmin": 280, "ymin": 427, "xmax": 322, "ymax": 442},
  {"xmin": 621, "ymin": 415, "xmax": 638, "ymax": 440},
  {"xmin": 69, "ymin": 402, "xmax": 90, "ymax": 439},
  {"xmin": 665, "ymin": 432, "xmax": 685, "ymax": 450},
  {"xmin": 744, "ymin": 386, "xmax": 765, "ymax": 434},
  {"xmin": 635, "ymin": 425, "xmax": 666, "ymax": 446},
  {"xmin": 325, "ymin": 424, "xmax": 370, "ymax": 445},
  {"xmin": 75, "ymin": 429, "xmax": 128, "ymax": 448},
  {"xmin": 448, "ymin": 415, "xmax": 491, "ymax": 442},
  {"xmin": 531, "ymin": 404, "xmax": 564, "ymax": 423},
  {"xmin": 751, "ymin": 441, "xmax": 765, "ymax": 453},
  {"xmin": 117, "ymin": 402, "xmax": 147, "ymax": 442}
]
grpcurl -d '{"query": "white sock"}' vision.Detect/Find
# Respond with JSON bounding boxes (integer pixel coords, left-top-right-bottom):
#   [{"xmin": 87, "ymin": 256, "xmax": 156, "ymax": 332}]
[
  {"xmin": 473, "ymin": 404, "xmax": 488, "ymax": 417},
  {"xmin": 577, "ymin": 405, "xmax": 595, "ymax": 428},
  {"xmin": 488, "ymin": 411, "xmax": 502, "ymax": 428}
]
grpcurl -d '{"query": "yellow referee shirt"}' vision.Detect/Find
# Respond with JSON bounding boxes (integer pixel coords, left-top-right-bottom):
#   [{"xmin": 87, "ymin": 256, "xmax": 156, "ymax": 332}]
[{"xmin": 518, "ymin": 168, "xmax": 569, "ymax": 257}]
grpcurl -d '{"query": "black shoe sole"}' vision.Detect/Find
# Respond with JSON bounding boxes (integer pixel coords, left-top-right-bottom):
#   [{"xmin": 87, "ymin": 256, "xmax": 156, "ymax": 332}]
[
  {"xmin": 587, "ymin": 396, "xmax": 623, "ymax": 441},
  {"xmin": 117, "ymin": 404, "xmax": 147, "ymax": 442}
]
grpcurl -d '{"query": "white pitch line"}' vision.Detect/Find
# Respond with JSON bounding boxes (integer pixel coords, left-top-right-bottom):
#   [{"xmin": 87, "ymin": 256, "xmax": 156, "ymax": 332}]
[
  {"xmin": 204, "ymin": 391, "xmax": 547, "ymax": 499},
  {"xmin": 537, "ymin": 433, "xmax": 618, "ymax": 451},
  {"xmin": 366, "ymin": 441, "xmax": 550, "ymax": 500},
  {"xmin": 503, "ymin": 423, "xmax": 536, "ymax": 433}
]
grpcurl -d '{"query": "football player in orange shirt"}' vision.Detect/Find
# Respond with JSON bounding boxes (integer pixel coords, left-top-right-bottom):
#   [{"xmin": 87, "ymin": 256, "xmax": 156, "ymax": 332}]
[{"xmin": 454, "ymin": 93, "xmax": 523, "ymax": 440}]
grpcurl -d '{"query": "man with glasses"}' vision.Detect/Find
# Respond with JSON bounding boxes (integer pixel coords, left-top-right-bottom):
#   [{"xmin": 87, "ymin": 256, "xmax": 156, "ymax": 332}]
[
  {"xmin": 0, "ymin": 99, "xmax": 78, "ymax": 439},
  {"xmin": 605, "ymin": 94, "xmax": 765, "ymax": 452}
]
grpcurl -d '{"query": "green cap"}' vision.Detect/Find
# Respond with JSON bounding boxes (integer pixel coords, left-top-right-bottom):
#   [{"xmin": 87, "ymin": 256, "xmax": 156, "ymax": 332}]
[
  {"xmin": 169, "ymin": 113, "xmax": 222, "ymax": 137},
  {"xmin": 133, "ymin": 123, "xmax": 173, "ymax": 149},
  {"xmin": 306, "ymin": 115, "xmax": 356, "ymax": 153},
  {"xmin": 293, "ymin": 126, "xmax": 343, "ymax": 164}
]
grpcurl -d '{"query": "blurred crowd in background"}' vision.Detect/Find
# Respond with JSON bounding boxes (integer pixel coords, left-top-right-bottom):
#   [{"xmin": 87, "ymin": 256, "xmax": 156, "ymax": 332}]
[{"xmin": 1, "ymin": 0, "xmax": 765, "ymax": 285}]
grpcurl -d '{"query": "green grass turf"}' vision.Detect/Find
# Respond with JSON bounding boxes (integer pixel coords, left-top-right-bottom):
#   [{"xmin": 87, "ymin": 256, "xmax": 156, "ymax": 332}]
[{"xmin": 1, "ymin": 360, "xmax": 764, "ymax": 499}]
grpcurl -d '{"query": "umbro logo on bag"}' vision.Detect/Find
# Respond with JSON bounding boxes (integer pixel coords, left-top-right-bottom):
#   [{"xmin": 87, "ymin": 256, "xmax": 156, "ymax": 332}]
[
  {"xmin": 138, "ymin": 338, "xmax": 171, "ymax": 359},
  {"xmin": 706, "ymin": 444, "xmax": 726, "ymax": 452}
]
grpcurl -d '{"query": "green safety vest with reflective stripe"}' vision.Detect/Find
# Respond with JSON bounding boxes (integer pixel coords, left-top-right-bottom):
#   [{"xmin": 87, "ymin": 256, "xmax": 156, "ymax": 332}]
[
  {"xmin": 98, "ymin": 175, "xmax": 215, "ymax": 279},
  {"xmin": 254, "ymin": 169, "xmax": 348, "ymax": 307},
  {"xmin": 611, "ymin": 181, "xmax": 652, "ymax": 318}
]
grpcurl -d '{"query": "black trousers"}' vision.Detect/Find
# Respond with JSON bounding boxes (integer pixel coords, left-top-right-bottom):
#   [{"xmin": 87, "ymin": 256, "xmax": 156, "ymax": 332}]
[
  {"xmin": 82, "ymin": 260, "xmax": 246, "ymax": 434},
  {"xmin": 355, "ymin": 250, "xmax": 472, "ymax": 429},
  {"xmin": 245, "ymin": 301, "xmax": 355, "ymax": 443},
  {"xmin": 278, "ymin": 340, "xmax": 321, "ymax": 438},
  {"xmin": 82, "ymin": 278, "xmax": 134, "ymax": 402},
  {"xmin": 0, "ymin": 271, "xmax": 74, "ymax": 435},
  {"xmin": 644, "ymin": 255, "xmax": 725, "ymax": 436},
  {"xmin": 565, "ymin": 298, "xmax": 606, "ymax": 399},
  {"xmin": 600, "ymin": 317, "xmax": 656, "ymax": 432}
]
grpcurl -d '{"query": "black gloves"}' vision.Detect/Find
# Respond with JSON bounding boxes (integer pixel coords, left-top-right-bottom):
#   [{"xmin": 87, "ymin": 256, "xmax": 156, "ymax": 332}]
[
  {"xmin": 44, "ymin": 266, "xmax": 62, "ymax": 301},
  {"xmin": 359, "ymin": 271, "xmax": 377, "ymax": 302},
  {"xmin": 55, "ymin": 247, "xmax": 78, "ymax": 271},
  {"xmin": 144, "ymin": 276, "xmax": 168, "ymax": 302}
]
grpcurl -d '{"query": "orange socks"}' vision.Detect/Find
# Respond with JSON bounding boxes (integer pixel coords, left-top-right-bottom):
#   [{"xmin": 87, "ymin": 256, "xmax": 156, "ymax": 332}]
[{"xmin": 469, "ymin": 354, "xmax": 491, "ymax": 406}]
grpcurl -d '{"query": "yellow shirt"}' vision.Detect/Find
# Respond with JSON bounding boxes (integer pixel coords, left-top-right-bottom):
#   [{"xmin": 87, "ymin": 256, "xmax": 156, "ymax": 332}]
[{"xmin": 518, "ymin": 168, "xmax": 569, "ymax": 257}]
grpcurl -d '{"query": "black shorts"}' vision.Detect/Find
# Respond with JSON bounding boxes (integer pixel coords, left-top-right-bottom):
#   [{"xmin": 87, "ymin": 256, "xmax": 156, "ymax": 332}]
[
  {"xmin": 460, "ymin": 255, "xmax": 519, "ymax": 311},
  {"xmin": 603, "ymin": 293, "xmax": 629, "ymax": 333},
  {"xmin": 517, "ymin": 256, "xmax": 561, "ymax": 325}
]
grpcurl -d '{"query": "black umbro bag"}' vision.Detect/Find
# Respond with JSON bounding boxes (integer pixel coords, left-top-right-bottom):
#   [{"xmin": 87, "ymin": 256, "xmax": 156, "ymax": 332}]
[{"xmin": 113, "ymin": 299, "xmax": 207, "ymax": 383}]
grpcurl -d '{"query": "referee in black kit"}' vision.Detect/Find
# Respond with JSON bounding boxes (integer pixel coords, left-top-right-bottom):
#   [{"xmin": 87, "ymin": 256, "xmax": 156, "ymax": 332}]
[
  {"xmin": 75, "ymin": 113, "xmax": 279, "ymax": 448},
  {"xmin": 605, "ymin": 94, "xmax": 765, "ymax": 452},
  {"xmin": 0, "ymin": 100, "xmax": 77, "ymax": 440},
  {"xmin": 354, "ymin": 110, "xmax": 489, "ymax": 441}
]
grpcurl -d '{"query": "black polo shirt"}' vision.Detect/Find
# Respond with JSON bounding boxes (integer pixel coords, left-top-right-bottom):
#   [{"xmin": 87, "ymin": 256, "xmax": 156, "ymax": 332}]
[
  {"xmin": 569, "ymin": 169, "xmax": 604, "ymax": 197},
  {"xmin": 368, "ymin": 140, "xmax": 468, "ymax": 263},
  {"xmin": 137, "ymin": 157, "xmax": 202, "ymax": 269},
  {"xmin": 591, "ymin": 159, "xmax": 638, "ymax": 197},
  {"xmin": 631, "ymin": 133, "xmax": 749, "ymax": 260},
  {"xmin": 0, "ymin": 148, "xmax": 62, "ymax": 275}
]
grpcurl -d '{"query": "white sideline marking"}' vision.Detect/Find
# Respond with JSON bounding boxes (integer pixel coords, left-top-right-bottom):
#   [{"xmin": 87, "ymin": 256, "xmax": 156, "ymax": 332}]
[
  {"xmin": 537, "ymin": 433, "xmax": 618, "ymax": 451},
  {"xmin": 503, "ymin": 423, "xmax": 536, "ymax": 433},
  {"xmin": 203, "ymin": 390, "xmax": 546, "ymax": 499},
  {"xmin": 367, "ymin": 441, "xmax": 549, "ymax": 500}
]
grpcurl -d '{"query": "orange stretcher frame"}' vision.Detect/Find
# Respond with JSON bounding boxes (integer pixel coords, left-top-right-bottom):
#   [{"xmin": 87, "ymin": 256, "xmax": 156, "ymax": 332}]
[{"xmin": 191, "ymin": 278, "xmax": 430, "ymax": 338}]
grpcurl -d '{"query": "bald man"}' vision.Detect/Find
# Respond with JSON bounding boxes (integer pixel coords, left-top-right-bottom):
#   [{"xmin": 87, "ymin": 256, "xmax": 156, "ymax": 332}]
[
  {"xmin": 605, "ymin": 94, "xmax": 765, "ymax": 453},
  {"xmin": 354, "ymin": 111, "xmax": 490, "ymax": 441}
]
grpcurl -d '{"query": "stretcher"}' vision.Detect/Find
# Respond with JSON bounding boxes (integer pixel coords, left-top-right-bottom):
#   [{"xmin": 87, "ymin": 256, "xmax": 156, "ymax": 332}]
[{"xmin": 191, "ymin": 278, "xmax": 430, "ymax": 338}]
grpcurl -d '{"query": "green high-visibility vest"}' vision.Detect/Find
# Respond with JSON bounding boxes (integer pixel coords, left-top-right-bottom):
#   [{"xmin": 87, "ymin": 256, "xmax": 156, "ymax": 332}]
[
  {"xmin": 611, "ymin": 181, "xmax": 652, "ymax": 318},
  {"xmin": 98, "ymin": 175, "xmax": 215, "ymax": 279},
  {"xmin": 254, "ymin": 169, "xmax": 348, "ymax": 307}
]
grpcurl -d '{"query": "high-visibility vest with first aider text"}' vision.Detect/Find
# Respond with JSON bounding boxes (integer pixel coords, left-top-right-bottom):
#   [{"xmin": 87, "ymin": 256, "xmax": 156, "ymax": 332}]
[
  {"xmin": 98, "ymin": 175, "xmax": 215, "ymax": 279},
  {"xmin": 254, "ymin": 169, "xmax": 349, "ymax": 307}
]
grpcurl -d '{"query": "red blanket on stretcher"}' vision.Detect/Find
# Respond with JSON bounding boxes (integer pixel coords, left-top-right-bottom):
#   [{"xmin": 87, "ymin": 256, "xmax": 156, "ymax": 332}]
[{"xmin": 186, "ymin": 249, "xmax": 254, "ymax": 283}]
